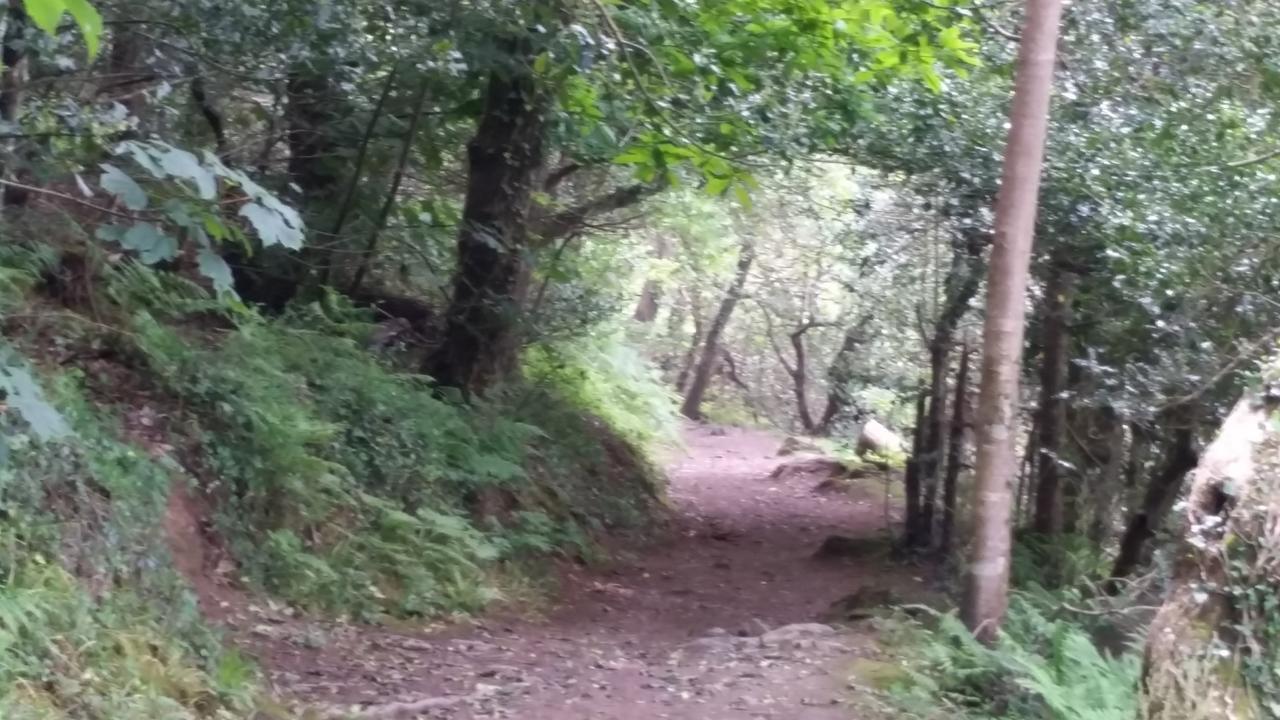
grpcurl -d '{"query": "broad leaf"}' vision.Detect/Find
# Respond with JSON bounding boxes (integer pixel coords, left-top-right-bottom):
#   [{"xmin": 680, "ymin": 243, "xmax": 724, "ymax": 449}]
[
  {"xmin": 100, "ymin": 164, "xmax": 148, "ymax": 210},
  {"xmin": 239, "ymin": 202, "xmax": 303, "ymax": 249},
  {"xmin": 120, "ymin": 223, "xmax": 179, "ymax": 264},
  {"xmin": 196, "ymin": 246, "xmax": 236, "ymax": 294}
]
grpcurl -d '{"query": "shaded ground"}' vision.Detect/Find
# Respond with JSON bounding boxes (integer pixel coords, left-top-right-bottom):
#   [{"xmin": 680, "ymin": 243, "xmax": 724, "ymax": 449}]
[{"xmin": 193, "ymin": 424, "xmax": 929, "ymax": 719}]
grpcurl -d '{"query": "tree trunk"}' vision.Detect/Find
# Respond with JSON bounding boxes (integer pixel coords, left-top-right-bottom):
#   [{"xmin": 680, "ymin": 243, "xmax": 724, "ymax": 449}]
[
  {"xmin": 633, "ymin": 236, "xmax": 671, "ymax": 322},
  {"xmin": 675, "ymin": 310, "xmax": 705, "ymax": 393},
  {"xmin": 915, "ymin": 340, "xmax": 951, "ymax": 547},
  {"xmin": 1086, "ymin": 407, "xmax": 1126, "ymax": 546},
  {"xmin": 817, "ymin": 314, "xmax": 875, "ymax": 434},
  {"xmin": 0, "ymin": 5, "xmax": 29, "ymax": 207},
  {"xmin": 1141, "ymin": 389, "xmax": 1277, "ymax": 719},
  {"xmin": 424, "ymin": 52, "xmax": 547, "ymax": 395},
  {"xmin": 1031, "ymin": 262, "xmax": 1077, "ymax": 535},
  {"xmin": 903, "ymin": 387, "xmax": 928, "ymax": 543},
  {"xmin": 680, "ymin": 242, "xmax": 755, "ymax": 420},
  {"xmin": 962, "ymin": 0, "xmax": 1064, "ymax": 642},
  {"xmin": 785, "ymin": 327, "xmax": 818, "ymax": 432},
  {"xmin": 286, "ymin": 70, "xmax": 344, "ymax": 204},
  {"xmin": 941, "ymin": 344, "xmax": 972, "ymax": 556},
  {"xmin": 1107, "ymin": 409, "xmax": 1199, "ymax": 588},
  {"xmin": 348, "ymin": 75, "xmax": 432, "ymax": 295},
  {"xmin": 1124, "ymin": 421, "xmax": 1154, "ymax": 511}
]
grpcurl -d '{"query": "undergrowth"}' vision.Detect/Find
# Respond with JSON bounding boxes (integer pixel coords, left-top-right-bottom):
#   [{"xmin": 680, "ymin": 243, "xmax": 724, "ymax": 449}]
[
  {"xmin": 109, "ymin": 265, "xmax": 664, "ymax": 619},
  {"xmin": 883, "ymin": 588, "xmax": 1142, "ymax": 720},
  {"xmin": 0, "ymin": 252, "xmax": 674, "ymax": 714},
  {"xmin": 0, "ymin": 375, "xmax": 279, "ymax": 719}
]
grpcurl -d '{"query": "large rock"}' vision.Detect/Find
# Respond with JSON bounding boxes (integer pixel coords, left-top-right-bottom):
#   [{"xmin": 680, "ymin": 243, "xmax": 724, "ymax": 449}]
[{"xmin": 855, "ymin": 419, "xmax": 904, "ymax": 457}]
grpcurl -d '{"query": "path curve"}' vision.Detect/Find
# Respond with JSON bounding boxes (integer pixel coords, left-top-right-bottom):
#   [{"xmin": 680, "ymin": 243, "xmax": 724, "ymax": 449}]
[{"xmin": 226, "ymin": 424, "xmax": 920, "ymax": 719}]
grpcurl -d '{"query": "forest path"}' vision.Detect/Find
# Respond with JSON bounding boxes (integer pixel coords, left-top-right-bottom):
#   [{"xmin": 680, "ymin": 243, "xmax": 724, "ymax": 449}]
[{"xmin": 230, "ymin": 424, "xmax": 925, "ymax": 719}]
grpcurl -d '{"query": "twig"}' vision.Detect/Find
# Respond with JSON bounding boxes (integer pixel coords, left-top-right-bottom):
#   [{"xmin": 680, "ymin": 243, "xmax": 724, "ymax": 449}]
[{"xmin": 0, "ymin": 179, "xmax": 141, "ymax": 220}]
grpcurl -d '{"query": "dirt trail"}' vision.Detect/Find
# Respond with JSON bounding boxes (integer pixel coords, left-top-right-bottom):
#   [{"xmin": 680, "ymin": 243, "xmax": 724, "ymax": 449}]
[{"xmin": 217, "ymin": 424, "xmax": 925, "ymax": 719}]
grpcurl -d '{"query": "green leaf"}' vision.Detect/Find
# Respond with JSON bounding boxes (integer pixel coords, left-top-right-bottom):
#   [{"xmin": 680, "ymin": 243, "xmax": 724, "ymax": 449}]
[
  {"xmin": 120, "ymin": 223, "xmax": 179, "ymax": 264},
  {"xmin": 196, "ymin": 247, "xmax": 235, "ymax": 295},
  {"xmin": 20, "ymin": 0, "xmax": 66, "ymax": 38},
  {"xmin": 704, "ymin": 175, "xmax": 731, "ymax": 196},
  {"xmin": 0, "ymin": 354, "xmax": 70, "ymax": 441},
  {"xmin": 62, "ymin": 0, "xmax": 102, "ymax": 57},
  {"xmin": 158, "ymin": 146, "xmax": 217, "ymax": 199},
  {"xmin": 239, "ymin": 202, "xmax": 303, "ymax": 249},
  {"xmin": 99, "ymin": 164, "xmax": 148, "ymax": 210}
]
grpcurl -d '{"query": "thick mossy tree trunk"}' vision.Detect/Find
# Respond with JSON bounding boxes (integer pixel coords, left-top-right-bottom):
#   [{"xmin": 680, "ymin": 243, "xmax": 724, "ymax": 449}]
[
  {"xmin": 424, "ymin": 52, "xmax": 547, "ymax": 395},
  {"xmin": 1142, "ymin": 386, "xmax": 1280, "ymax": 719},
  {"xmin": 680, "ymin": 242, "xmax": 755, "ymax": 420}
]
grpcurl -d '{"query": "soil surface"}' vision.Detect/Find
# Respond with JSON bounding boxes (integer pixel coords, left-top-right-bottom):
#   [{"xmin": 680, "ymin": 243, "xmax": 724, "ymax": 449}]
[{"xmin": 193, "ymin": 424, "xmax": 928, "ymax": 719}]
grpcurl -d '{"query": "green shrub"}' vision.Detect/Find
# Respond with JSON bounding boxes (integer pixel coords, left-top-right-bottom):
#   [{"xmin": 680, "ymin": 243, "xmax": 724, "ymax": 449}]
[
  {"xmin": 893, "ymin": 592, "xmax": 1141, "ymax": 720},
  {"xmin": 524, "ymin": 331, "xmax": 680, "ymax": 453}
]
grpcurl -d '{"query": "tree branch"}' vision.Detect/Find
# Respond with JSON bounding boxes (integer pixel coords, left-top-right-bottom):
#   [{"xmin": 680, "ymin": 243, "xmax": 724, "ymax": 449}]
[{"xmin": 531, "ymin": 182, "xmax": 656, "ymax": 245}]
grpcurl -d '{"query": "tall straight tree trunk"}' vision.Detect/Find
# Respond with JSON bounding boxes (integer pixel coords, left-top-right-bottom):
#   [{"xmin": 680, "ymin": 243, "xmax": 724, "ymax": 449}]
[
  {"xmin": 941, "ymin": 344, "xmax": 972, "ymax": 556},
  {"xmin": 1107, "ymin": 408, "xmax": 1199, "ymax": 589},
  {"xmin": 680, "ymin": 242, "xmax": 755, "ymax": 419},
  {"xmin": 913, "ymin": 230, "xmax": 986, "ymax": 548},
  {"xmin": 1031, "ymin": 263, "xmax": 1077, "ymax": 534},
  {"xmin": 962, "ymin": 0, "xmax": 1064, "ymax": 642},
  {"xmin": 903, "ymin": 388, "xmax": 928, "ymax": 542},
  {"xmin": 424, "ymin": 49, "xmax": 547, "ymax": 394},
  {"xmin": 915, "ymin": 340, "xmax": 951, "ymax": 547}
]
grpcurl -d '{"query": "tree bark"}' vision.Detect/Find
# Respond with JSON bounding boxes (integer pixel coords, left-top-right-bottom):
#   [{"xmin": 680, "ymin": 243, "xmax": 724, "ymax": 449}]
[
  {"xmin": 916, "ymin": 341, "xmax": 950, "ymax": 547},
  {"xmin": 423, "ymin": 48, "xmax": 547, "ymax": 395},
  {"xmin": 680, "ymin": 242, "xmax": 755, "ymax": 420},
  {"xmin": 1141, "ymin": 389, "xmax": 1277, "ymax": 719},
  {"xmin": 1031, "ymin": 262, "xmax": 1077, "ymax": 535},
  {"xmin": 962, "ymin": 0, "xmax": 1064, "ymax": 642},
  {"xmin": 941, "ymin": 344, "xmax": 972, "ymax": 556},
  {"xmin": 903, "ymin": 387, "xmax": 928, "ymax": 543},
  {"xmin": 0, "ymin": 5, "xmax": 29, "ymax": 207},
  {"xmin": 634, "ymin": 236, "xmax": 672, "ymax": 322},
  {"xmin": 675, "ymin": 320, "xmax": 704, "ymax": 393},
  {"xmin": 349, "ymin": 75, "xmax": 432, "ymax": 295},
  {"xmin": 817, "ymin": 314, "xmax": 876, "ymax": 434},
  {"xmin": 1107, "ymin": 409, "xmax": 1199, "ymax": 588},
  {"xmin": 914, "ymin": 230, "xmax": 987, "ymax": 548},
  {"xmin": 1086, "ymin": 407, "xmax": 1126, "ymax": 546}
]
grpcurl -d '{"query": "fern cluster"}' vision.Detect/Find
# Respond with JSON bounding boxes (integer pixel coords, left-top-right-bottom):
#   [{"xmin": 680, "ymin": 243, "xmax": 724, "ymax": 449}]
[
  {"xmin": 0, "ymin": 384, "xmax": 276, "ymax": 719},
  {"xmin": 892, "ymin": 591, "xmax": 1141, "ymax": 720}
]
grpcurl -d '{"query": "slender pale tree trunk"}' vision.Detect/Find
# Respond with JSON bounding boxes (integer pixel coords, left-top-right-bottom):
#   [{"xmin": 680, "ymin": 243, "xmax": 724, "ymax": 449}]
[{"xmin": 962, "ymin": 0, "xmax": 1064, "ymax": 642}]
